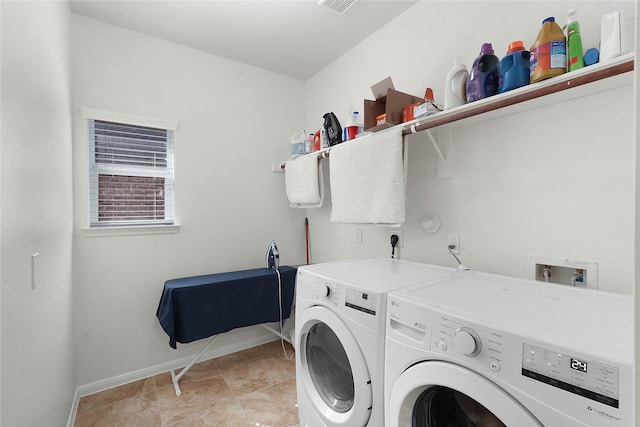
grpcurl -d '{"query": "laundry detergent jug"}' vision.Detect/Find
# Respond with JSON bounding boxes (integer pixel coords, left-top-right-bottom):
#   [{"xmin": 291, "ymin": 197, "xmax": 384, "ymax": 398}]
[
  {"xmin": 530, "ymin": 17, "xmax": 566, "ymax": 83},
  {"xmin": 466, "ymin": 43, "xmax": 499, "ymax": 102},
  {"xmin": 444, "ymin": 57, "xmax": 468, "ymax": 110},
  {"xmin": 499, "ymin": 41, "xmax": 530, "ymax": 93}
]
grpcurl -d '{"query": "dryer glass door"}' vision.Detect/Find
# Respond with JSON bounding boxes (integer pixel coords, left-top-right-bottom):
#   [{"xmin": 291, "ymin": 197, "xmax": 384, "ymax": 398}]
[
  {"xmin": 298, "ymin": 305, "xmax": 373, "ymax": 426},
  {"xmin": 306, "ymin": 322, "xmax": 354, "ymax": 413}
]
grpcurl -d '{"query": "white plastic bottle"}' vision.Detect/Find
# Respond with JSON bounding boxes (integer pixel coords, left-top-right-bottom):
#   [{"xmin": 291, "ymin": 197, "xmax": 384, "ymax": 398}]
[
  {"xmin": 289, "ymin": 129, "xmax": 306, "ymax": 158},
  {"xmin": 444, "ymin": 57, "xmax": 469, "ymax": 110},
  {"xmin": 320, "ymin": 126, "xmax": 329, "ymax": 149},
  {"xmin": 305, "ymin": 133, "xmax": 314, "ymax": 154}
]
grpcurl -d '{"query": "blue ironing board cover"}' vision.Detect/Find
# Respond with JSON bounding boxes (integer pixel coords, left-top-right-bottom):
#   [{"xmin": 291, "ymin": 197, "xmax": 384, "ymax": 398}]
[{"xmin": 156, "ymin": 266, "xmax": 297, "ymax": 348}]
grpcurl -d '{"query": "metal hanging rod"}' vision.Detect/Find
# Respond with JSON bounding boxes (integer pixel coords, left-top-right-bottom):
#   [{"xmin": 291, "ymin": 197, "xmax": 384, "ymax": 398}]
[{"xmin": 280, "ymin": 149, "xmax": 330, "ymax": 169}]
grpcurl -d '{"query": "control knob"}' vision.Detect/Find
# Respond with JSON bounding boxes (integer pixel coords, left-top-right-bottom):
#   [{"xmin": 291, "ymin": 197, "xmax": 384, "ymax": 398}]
[
  {"xmin": 321, "ymin": 282, "xmax": 332, "ymax": 298},
  {"xmin": 454, "ymin": 327, "xmax": 482, "ymax": 357}
]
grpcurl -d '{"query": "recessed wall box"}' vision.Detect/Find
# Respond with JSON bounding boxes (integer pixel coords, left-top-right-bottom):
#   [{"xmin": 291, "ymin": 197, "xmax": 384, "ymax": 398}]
[{"xmin": 529, "ymin": 256, "xmax": 598, "ymax": 289}]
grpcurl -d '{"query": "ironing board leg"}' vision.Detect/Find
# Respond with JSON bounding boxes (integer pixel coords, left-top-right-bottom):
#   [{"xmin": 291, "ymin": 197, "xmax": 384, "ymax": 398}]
[{"xmin": 171, "ymin": 334, "xmax": 221, "ymax": 396}]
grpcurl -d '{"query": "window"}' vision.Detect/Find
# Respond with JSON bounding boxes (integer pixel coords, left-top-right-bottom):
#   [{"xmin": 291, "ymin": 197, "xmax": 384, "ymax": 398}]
[{"xmin": 86, "ymin": 112, "xmax": 176, "ymax": 227}]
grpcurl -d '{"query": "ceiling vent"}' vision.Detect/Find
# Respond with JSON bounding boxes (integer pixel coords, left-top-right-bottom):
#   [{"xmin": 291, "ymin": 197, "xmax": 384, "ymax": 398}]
[{"xmin": 317, "ymin": 0, "xmax": 357, "ymax": 15}]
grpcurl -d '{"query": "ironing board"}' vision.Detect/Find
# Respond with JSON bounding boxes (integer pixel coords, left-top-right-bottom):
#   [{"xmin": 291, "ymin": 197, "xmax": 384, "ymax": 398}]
[{"xmin": 156, "ymin": 266, "xmax": 297, "ymax": 395}]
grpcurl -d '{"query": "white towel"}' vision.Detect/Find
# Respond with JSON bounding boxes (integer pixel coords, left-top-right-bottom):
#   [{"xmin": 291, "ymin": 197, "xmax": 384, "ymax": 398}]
[
  {"xmin": 285, "ymin": 154, "xmax": 324, "ymax": 208},
  {"xmin": 329, "ymin": 128, "xmax": 405, "ymax": 224}
]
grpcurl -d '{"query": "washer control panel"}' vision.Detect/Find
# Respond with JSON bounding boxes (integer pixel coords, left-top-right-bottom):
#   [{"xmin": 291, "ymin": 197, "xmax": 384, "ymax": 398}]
[
  {"xmin": 522, "ymin": 343, "xmax": 620, "ymax": 408},
  {"xmin": 433, "ymin": 315, "xmax": 504, "ymax": 373}
]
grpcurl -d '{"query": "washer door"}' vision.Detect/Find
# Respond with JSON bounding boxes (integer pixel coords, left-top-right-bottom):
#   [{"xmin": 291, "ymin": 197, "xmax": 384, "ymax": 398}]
[
  {"xmin": 297, "ymin": 305, "xmax": 372, "ymax": 427},
  {"xmin": 388, "ymin": 361, "xmax": 543, "ymax": 427}
]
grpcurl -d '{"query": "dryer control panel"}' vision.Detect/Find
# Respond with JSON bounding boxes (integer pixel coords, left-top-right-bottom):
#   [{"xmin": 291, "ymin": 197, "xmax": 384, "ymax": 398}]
[{"xmin": 345, "ymin": 288, "xmax": 378, "ymax": 316}]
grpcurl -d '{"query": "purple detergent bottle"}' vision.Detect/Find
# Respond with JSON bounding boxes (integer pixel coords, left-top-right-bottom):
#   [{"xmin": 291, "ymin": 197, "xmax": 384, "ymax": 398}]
[{"xmin": 466, "ymin": 43, "xmax": 500, "ymax": 102}]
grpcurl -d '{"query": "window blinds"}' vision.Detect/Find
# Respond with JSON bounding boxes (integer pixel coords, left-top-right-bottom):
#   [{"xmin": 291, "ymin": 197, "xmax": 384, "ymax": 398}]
[{"xmin": 88, "ymin": 119, "xmax": 175, "ymax": 226}]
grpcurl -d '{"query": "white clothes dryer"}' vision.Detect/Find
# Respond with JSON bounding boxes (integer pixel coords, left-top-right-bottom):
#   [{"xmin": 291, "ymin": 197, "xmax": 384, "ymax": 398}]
[
  {"xmin": 385, "ymin": 271, "xmax": 634, "ymax": 427},
  {"xmin": 294, "ymin": 257, "xmax": 457, "ymax": 427}
]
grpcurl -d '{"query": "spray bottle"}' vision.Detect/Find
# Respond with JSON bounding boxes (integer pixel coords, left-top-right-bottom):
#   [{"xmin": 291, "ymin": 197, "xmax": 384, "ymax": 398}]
[{"xmin": 566, "ymin": 10, "xmax": 585, "ymax": 72}]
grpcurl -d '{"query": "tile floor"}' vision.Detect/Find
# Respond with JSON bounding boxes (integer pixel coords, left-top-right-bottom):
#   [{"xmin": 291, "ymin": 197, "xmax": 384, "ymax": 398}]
[{"xmin": 74, "ymin": 340, "xmax": 299, "ymax": 427}]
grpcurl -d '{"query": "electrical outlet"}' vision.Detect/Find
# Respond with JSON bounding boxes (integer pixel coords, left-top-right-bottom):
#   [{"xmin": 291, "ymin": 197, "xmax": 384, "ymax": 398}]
[
  {"xmin": 447, "ymin": 233, "xmax": 459, "ymax": 254},
  {"xmin": 390, "ymin": 230, "xmax": 403, "ymax": 248}
]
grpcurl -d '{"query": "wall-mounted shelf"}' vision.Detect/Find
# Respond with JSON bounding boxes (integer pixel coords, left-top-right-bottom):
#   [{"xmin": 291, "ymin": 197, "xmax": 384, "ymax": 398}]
[
  {"xmin": 278, "ymin": 53, "xmax": 634, "ymax": 171},
  {"xmin": 402, "ymin": 52, "xmax": 634, "ymax": 135}
]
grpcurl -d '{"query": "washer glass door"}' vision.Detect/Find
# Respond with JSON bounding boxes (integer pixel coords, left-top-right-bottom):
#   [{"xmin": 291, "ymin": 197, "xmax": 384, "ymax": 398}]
[
  {"xmin": 412, "ymin": 386, "xmax": 505, "ymax": 426},
  {"xmin": 388, "ymin": 361, "xmax": 542, "ymax": 427},
  {"xmin": 298, "ymin": 305, "xmax": 372, "ymax": 426}
]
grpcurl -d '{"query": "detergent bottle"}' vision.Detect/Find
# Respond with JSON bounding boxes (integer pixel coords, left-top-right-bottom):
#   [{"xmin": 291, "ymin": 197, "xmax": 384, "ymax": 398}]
[
  {"xmin": 443, "ymin": 57, "xmax": 468, "ymax": 110},
  {"xmin": 466, "ymin": 43, "xmax": 499, "ymax": 103},
  {"xmin": 499, "ymin": 41, "xmax": 530, "ymax": 93},
  {"xmin": 344, "ymin": 111, "xmax": 364, "ymax": 141},
  {"xmin": 530, "ymin": 17, "xmax": 566, "ymax": 83},
  {"xmin": 289, "ymin": 129, "xmax": 306, "ymax": 158},
  {"xmin": 566, "ymin": 10, "xmax": 585, "ymax": 72}
]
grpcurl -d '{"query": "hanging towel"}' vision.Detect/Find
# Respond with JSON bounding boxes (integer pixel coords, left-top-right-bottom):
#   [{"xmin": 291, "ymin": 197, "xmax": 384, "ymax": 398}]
[
  {"xmin": 330, "ymin": 127, "xmax": 405, "ymax": 224},
  {"xmin": 285, "ymin": 154, "xmax": 324, "ymax": 208}
]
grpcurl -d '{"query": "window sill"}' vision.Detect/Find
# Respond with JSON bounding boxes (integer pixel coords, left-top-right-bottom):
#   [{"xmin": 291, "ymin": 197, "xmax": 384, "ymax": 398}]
[{"xmin": 81, "ymin": 224, "xmax": 181, "ymax": 237}]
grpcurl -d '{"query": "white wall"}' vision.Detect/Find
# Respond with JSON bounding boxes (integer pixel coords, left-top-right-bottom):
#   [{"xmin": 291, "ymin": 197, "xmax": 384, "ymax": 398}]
[
  {"xmin": 1, "ymin": 1, "xmax": 75, "ymax": 425},
  {"xmin": 304, "ymin": 1, "xmax": 635, "ymax": 295},
  {"xmin": 70, "ymin": 14, "xmax": 307, "ymax": 387}
]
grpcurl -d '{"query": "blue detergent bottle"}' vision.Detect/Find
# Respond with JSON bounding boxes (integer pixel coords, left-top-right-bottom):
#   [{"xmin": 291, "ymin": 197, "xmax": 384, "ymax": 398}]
[
  {"xmin": 499, "ymin": 41, "xmax": 530, "ymax": 93},
  {"xmin": 466, "ymin": 43, "xmax": 499, "ymax": 102}
]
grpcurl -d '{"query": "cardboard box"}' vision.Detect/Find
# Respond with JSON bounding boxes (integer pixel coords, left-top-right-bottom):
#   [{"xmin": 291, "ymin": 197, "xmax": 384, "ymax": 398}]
[{"xmin": 364, "ymin": 77, "xmax": 423, "ymax": 131}]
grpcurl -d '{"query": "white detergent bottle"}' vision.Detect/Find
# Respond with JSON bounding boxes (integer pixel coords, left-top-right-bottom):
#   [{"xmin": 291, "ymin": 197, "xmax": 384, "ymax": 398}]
[{"xmin": 444, "ymin": 57, "xmax": 469, "ymax": 110}]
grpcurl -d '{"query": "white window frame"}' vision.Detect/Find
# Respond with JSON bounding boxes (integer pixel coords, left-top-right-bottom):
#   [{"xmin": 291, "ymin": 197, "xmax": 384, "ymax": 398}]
[{"xmin": 82, "ymin": 107, "xmax": 179, "ymax": 230}]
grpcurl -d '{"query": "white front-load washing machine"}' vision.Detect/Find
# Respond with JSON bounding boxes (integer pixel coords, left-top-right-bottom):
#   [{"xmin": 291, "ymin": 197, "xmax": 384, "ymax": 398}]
[
  {"xmin": 385, "ymin": 271, "xmax": 634, "ymax": 427},
  {"xmin": 294, "ymin": 257, "xmax": 458, "ymax": 427}
]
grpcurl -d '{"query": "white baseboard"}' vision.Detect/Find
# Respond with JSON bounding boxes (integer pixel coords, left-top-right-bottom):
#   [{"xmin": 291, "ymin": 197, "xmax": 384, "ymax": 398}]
[
  {"xmin": 67, "ymin": 389, "xmax": 80, "ymax": 427},
  {"xmin": 68, "ymin": 329, "xmax": 285, "ymax": 426}
]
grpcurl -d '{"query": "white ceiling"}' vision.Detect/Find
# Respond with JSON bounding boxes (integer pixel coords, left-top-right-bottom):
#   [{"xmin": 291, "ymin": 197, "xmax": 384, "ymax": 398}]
[{"xmin": 69, "ymin": 0, "xmax": 419, "ymax": 80}]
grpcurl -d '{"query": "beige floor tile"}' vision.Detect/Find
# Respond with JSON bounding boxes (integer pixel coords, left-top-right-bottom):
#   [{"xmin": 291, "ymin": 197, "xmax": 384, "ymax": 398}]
[
  {"xmin": 239, "ymin": 377, "xmax": 299, "ymax": 427},
  {"xmin": 163, "ymin": 395, "xmax": 250, "ymax": 427},
  {"xmin": 74, "ymin": 343, "xmax": 300, "ymax": 427},
  {"xmin": 156, "ymin": 374, "xmax": 237, "ymax": 425},
  {"xmin": 260, "ymin": 338, "xmax": 294, "ymax": 356},
  {"xmin": 212, "ymin": 344, "xmax": 265, "ymax": 371},
  {"xmin": 154, "ymin": 359, "xmax": 220, "ymax": 390},
  {"xmin": 76, "ymin": 377, "xmax": 155, "ymax": 414},
  {"xmin": 74, "ymin": 392, "xmax": 160, "ymax": 427},
  {"xmin": 270, "ymin": 346, "xmax": 297, "ymax": 378},
  {"xmin": 221, "ymin": 353, "xmax": 294, "ymax": 397}
]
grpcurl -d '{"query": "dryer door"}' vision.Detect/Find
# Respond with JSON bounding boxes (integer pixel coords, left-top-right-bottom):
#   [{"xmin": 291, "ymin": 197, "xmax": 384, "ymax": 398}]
[
  {"xmin": 297, "ymin": 305, "xmax": 372, "ymax": 427},
  {"xmin": 388, "ymin": 361, "xmax": 542, "ymax": 427}
]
